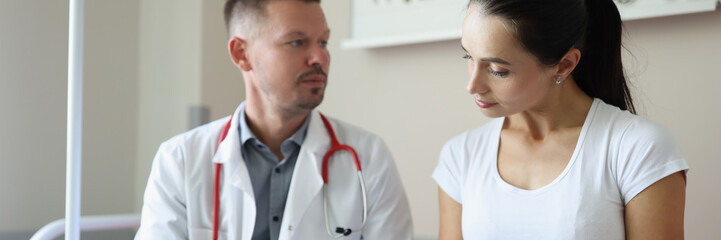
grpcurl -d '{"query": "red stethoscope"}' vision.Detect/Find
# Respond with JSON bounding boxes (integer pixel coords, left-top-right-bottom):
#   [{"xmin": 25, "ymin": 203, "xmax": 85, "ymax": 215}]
[{"xmin": 212, "ymin": 113, "xmax": 368, "ymax": 239}]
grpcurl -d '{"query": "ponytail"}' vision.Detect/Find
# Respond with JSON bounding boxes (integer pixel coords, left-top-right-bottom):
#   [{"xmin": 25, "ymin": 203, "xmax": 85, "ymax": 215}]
[{"xmin": 573, "ymin": 0, "xmax": 636, "ymax": 114}]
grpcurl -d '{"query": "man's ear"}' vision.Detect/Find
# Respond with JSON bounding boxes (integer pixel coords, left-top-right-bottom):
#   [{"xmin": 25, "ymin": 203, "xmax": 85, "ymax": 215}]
[
  {"xmin": 229, "ymin": 37, "xmax": 252, "ymax": 71},
  {"xmin": 556, "ymin": 48, "xmax": 581, "ymax": 78}
]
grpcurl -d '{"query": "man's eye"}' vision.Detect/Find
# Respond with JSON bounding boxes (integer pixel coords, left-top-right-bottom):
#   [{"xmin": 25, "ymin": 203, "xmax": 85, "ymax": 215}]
[
  {"xmin": 319, "ymin": 41, "xmax": 328, "ymax": 47},
  {"xmin": 290, "ymin": 40, "xmax": 304, "ymax": 46}
]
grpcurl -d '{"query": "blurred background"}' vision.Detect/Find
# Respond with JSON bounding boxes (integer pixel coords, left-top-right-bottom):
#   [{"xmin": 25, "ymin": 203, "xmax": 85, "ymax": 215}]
[{"xmin": 1, "ymin": 0, "xmax": 719, "ymax": 239}]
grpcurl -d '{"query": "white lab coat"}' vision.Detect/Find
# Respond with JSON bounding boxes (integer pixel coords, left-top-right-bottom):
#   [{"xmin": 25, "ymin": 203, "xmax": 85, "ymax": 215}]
[{"xmin": 135, "ymin": 104, "xmax": 413, "ymax": 240}]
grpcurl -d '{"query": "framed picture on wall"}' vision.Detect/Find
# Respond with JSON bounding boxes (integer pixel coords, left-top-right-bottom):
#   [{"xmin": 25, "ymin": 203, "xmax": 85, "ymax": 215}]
[
  {"xmin": 343, "ymin": 0, "xmax": 467, "ymax": 50},
  {"xmin": 342, "ymin": 0, "xmax": 719, "ymax": 50}
]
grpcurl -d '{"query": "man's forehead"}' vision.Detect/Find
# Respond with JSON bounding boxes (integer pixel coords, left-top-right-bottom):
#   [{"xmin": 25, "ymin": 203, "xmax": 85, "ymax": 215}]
[
  {"xmin": 264, "ymin": 0, "xmax": 323, "ymax": 14},
  {"xmin": 261, "ymin": 1, "xmax": 329, "ymax": 37}
]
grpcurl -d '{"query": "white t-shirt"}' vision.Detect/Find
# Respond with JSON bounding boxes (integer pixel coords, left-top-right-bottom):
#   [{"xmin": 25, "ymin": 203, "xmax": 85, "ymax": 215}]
[{"xmin": 433, "ymin": 98, "xmax": 688, "ymax": 240}]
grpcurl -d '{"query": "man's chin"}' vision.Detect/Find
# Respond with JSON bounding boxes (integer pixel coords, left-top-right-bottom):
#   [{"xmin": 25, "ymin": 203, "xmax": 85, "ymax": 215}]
[
  {"xmin": 309, "ymin": 87, "xmax": 324, "ymax": 95},
  {"xmin": 297, "ymin": 99, "xmax": 322, "ymax": 110}
]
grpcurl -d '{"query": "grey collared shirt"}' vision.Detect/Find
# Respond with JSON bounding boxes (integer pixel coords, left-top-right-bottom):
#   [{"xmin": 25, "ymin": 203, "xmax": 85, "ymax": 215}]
[{"xmin": 238, "ymin": 105, "xmax": 310, "ymax": 240}]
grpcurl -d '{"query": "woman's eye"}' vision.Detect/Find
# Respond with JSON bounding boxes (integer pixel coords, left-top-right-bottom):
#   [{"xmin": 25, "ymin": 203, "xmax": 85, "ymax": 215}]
[
  {"xmin": 490, "ymin": 69, "xmax": 509, "ymax": 77},
  {"xmin": 462, "ymin": 53, "xmax": 472, "ymax": 60}
]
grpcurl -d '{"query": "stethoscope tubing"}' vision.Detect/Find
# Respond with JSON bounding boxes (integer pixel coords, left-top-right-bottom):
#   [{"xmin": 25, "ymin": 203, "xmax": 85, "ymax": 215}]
[
  {"xmin": 318, "ymin": 114, "xmax": 367, "ymax": 238},
  {"xmin": 212, "ymin": 113, "xmax": 367, "ymax": 239},
  {"xmin": 213, "ymin": 117, "xmax": 233, "ymax": 240},
  {"xmin": 323, "ymin": 171, "xmax": 368, "ymax": 238}
]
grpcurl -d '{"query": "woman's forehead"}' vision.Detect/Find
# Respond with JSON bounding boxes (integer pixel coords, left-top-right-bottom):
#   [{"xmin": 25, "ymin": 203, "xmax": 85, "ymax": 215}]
[{"xmin": 462, "ymin": 14, "xmax": 519, "ymax": 54}]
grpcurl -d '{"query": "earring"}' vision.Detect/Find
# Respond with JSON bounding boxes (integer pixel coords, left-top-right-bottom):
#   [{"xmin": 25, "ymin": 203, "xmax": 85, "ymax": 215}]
[{"xmin": 555, "ymin": 75, "xmax": 563, "ymax": 84}]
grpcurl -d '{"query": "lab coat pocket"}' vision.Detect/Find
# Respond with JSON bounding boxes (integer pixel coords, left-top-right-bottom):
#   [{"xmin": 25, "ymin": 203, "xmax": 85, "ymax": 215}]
[{"xmin": 189, "ymin": 227, "xmax": 229, "ymax": 240}]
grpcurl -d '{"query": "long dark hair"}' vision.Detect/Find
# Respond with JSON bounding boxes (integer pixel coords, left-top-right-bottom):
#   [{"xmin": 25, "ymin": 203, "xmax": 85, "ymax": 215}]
[{"xmin": 469, "ymin": 0, "xmax": 636, "ymax": 114}]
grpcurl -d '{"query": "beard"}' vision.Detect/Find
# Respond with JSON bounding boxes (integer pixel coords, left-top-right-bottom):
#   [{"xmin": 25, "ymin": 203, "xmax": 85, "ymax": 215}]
[
  {"xmin": 255, "ymin": 63, "xmax": 328, "ymax": 119},
  {"xmin": 293, "ymin": 65, "xmax": 327, "ymax": 110},
  {"xmin": 295, "ymin": 87, "xmax": 324, "ymax": 110}
]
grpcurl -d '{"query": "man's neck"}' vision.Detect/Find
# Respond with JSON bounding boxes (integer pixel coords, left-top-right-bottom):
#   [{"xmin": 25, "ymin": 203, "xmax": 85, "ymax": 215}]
[{"xmin": 244, "ymin": 100, "xmax": 309, "ymax": 160}]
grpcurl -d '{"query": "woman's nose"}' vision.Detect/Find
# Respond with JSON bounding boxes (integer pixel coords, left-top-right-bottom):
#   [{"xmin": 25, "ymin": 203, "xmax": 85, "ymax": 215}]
[{"xmin": 466, "ymin": 67, "xmax": 489, "ymax": 95}]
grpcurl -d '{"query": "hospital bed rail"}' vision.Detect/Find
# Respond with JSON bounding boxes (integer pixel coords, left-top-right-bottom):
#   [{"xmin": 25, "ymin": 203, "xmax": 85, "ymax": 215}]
[{"xmin": 30, "ymin": 214, "xmax": 140, "ymax": 240}]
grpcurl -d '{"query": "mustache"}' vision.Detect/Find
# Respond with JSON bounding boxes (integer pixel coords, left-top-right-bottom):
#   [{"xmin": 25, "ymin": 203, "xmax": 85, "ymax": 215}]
[{"xmin": 297, "ymin": 66, "xmax": 327, "ymax": 82}]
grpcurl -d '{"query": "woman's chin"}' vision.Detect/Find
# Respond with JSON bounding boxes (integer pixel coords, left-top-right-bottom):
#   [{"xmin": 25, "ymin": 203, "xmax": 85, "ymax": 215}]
[{"xmin": 479, "ymin": 108, "xmax": 508, "ymax": 119}]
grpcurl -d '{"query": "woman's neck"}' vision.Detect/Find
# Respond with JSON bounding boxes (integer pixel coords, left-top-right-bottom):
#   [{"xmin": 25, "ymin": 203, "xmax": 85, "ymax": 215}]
[{"xmin": 505, "ymin": 79, "xmax": 593, "ymax": 140}]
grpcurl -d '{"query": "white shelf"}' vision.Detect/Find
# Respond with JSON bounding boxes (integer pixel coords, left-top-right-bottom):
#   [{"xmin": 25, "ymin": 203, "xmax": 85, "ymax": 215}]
[
  {"xmin": 618, "ymin": 0, "xmax": 719, "ymax": 21},
  {"xmin": 342, "ymin": 29, "xmax": 460, "ymax": 50},
  {"xmin": 342, "ymin": 0, "xmax": 719, "ymax": 50}
]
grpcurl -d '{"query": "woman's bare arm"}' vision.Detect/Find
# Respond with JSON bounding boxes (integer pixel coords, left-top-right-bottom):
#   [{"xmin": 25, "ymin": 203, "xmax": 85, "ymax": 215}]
[
  {"xmin": 625, "ymin": 171, "xmax": 686, "ymax": 240},
  {"xmin": 439, "ymin": 187, "xmax": 463, "ymax": 240}
]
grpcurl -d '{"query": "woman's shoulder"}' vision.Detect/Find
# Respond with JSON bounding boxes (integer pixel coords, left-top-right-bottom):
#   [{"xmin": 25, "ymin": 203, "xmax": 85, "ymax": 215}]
[
  {"xmin": 434, "ymin": 118, "xmax": 504, "ymax": 200},
  {"xmin": 589, "ymin": 99, "xmax": 682, "ymax": 161},
  {"xmin": 591, "ymin": 99, "xmax": 675, "ymax": 143},
  {"xmin": 442, "ymin": 117, "xmax": 504, "ymax": 153}
]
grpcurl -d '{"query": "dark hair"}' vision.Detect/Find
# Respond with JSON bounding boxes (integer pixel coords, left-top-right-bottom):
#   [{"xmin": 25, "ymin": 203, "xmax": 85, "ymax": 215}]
[
  {"xmin": 224, "ymin": 0, "xmax": 321, "ymax": 35},
  {"xmin": 469, "ymin": 0, "xmax": 636, "ymax": 114}
]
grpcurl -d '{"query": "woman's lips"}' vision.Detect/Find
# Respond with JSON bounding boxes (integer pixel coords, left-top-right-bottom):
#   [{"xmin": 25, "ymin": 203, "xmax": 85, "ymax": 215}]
[{"xmin": 475, "ymin": 99, "xmax": 498, "ymax": 109}]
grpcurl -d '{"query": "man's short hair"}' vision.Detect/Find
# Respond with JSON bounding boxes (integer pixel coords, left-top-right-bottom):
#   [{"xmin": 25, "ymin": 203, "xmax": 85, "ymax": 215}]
[{"xmin": 223, "ymin": 0, "xmax": 321, "ymax": 38}]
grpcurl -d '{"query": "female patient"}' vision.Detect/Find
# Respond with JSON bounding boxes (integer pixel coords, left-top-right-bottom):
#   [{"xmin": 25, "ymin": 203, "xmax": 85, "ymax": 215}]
[{"xmin": 433, "ymin": 0, "xmax": 688, "ymax": 239}]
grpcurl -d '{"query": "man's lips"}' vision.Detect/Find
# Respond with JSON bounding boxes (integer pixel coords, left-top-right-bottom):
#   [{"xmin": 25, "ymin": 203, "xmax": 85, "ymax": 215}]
[{"xmin": 301, "ymin": 75, "xmax": 326, "ymax": 86}]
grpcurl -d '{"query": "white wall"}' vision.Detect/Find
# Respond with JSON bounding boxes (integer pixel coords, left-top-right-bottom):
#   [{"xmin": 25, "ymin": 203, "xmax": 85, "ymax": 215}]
[
  {"xmin": 82, "ymin": 0, "xmax": 140, "ymax": 218},
  {"xmin": 134, "ymin": 0, "xmax": 203, "ymax": 209},
  {"xmin": 0, "ymin": 0, "xmax": 69, "ymax": 232},
  {"xmin": 133, "ymin": 0, "xmax": 243, "ymax": 210},
  {"xmin": 200, "ymin": 0, "xmax": 245, "ymax": 122},
  {"xmin": 0, "ymin": 0, "xmax": 139, "ymax": 236},
  {"xmin": 318, "ymin": 1, "xmax": 721, "ymax": 239}
]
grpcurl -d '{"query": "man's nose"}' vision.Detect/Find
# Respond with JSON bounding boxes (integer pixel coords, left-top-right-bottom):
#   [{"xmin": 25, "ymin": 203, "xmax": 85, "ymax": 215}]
[{"xmin": 307, "ymin": 45, "xmax": 329, "ymax": 67}]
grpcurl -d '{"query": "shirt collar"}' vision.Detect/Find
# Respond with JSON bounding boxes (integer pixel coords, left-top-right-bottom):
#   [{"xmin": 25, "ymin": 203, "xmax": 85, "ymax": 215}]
[{"xmin": 238, "ymin": 103, "xmax": 311, "ymax": 147}]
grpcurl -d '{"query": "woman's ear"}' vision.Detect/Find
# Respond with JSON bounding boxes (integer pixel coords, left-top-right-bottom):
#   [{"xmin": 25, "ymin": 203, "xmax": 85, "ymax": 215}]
[
  {"xmin": 556, "ymin": 48, "xmax": 581, "ymax": 78},
  {"xmin": 229, "ymin": 37, "xmax": 252, "ymax": 71}
]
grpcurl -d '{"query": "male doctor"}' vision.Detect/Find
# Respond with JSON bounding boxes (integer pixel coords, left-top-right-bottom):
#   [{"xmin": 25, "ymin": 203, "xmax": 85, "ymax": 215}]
[{"xmin": 135, "ymin": 0, "xmax": 413, "ymax": 239}]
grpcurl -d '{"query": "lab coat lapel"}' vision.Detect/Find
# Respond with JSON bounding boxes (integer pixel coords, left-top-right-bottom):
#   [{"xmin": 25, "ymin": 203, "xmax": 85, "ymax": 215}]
[
  {"xmin": 280, "ymin": 110, "xmax": 328, "ymax": 239},
  {"xmin": 211, "ymin": 103, "xmax": 256, "ymax": 240}
]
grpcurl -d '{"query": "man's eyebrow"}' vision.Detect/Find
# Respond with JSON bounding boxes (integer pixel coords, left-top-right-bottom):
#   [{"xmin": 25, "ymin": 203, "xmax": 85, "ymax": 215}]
[
  {"xmin": 282, "ymin": 29, "xmax": 331, "ymax": 38},
  {"xmin": 283, "ymin": 31, "xmax": 306, "ymax": 38}
]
